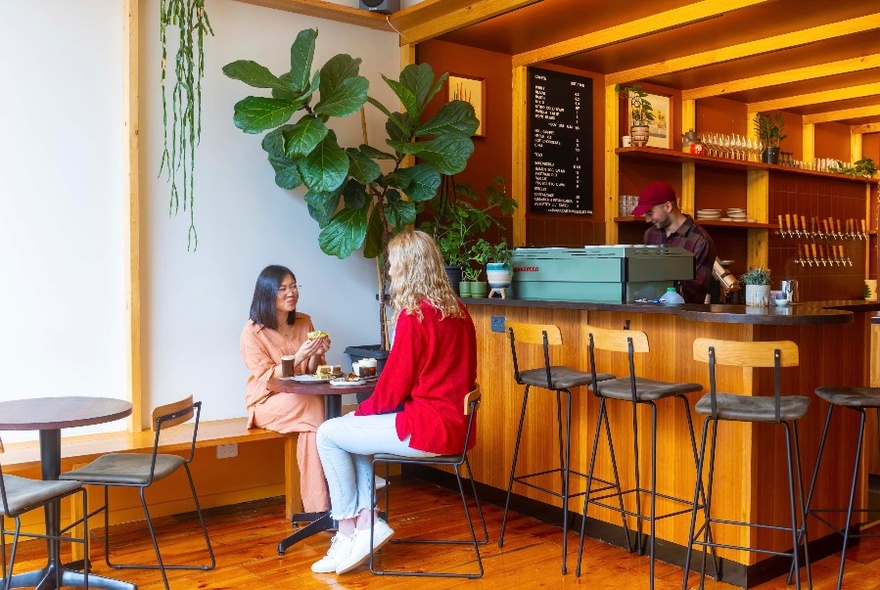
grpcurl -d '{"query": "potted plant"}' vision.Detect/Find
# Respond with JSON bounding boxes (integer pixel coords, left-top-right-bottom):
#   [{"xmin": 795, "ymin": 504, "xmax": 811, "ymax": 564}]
[
  {"xmin": 753, "ymin": 113, "xmax": 787, "ymax": 164},
  {"xmin": 739, "ymin": 266, "xmax": 772, "ymax": 306},
  {"xmin": 615, "ymin": 84, "xmax": 654, "ymax": 147},
  {"xmin": 223, "ymin": 28, "xmax": 479, "ymax": 350},
  {"xmin": 485, "ymin": 238, "xmax": 513, "ymax": 294}
]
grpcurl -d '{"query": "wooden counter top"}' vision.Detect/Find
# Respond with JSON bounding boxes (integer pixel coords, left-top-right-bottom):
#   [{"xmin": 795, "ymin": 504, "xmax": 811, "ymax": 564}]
[{"xmin": 463, "ymin": 298, "xmax": 880, "ymax": 325}]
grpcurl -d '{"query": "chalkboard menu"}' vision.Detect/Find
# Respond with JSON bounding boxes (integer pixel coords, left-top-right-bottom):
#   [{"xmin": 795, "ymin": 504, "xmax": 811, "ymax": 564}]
[{"xmin": 528, "ymin": 67, "xmax": 592, "ymax": 214}]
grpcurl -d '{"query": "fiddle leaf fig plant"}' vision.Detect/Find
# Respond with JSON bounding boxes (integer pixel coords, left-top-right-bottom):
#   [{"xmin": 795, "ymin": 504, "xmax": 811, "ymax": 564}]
[{"xmin": 223, "ymin": 28, "xmax": 479, "ymax": 348}]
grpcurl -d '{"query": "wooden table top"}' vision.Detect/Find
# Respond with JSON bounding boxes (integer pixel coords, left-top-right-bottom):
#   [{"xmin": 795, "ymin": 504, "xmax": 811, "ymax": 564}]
[
  {"xmin": 0, "ymin": 396, "xmax": 132, "ymax": 431},
  {"xmin": 268, "ymin": 378, "xmax": 376, "ymax": 397}
]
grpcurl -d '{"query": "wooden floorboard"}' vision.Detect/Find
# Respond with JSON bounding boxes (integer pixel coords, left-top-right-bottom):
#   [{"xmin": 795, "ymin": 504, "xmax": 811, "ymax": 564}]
[{"xmin": 6, "ymin": 477, "xmax": 880, "ymax": 589}]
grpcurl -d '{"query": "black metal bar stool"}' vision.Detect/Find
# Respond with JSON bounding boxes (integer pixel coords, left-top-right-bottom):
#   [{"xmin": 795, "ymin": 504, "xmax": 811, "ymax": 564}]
[
  {"xmin": 498, "ymin": 322, "xmax": 613, "ymax": 574},
  {"xmin": 575, "ymin": 325, "xmax": 704, "ymax": 589},
  {"xmin": 799, "ymin": 386, "xmax": 880, "ymax": 590},
  {"xmin": 683, "ymin": 338, "xmax": 812, "ymax": 590}
]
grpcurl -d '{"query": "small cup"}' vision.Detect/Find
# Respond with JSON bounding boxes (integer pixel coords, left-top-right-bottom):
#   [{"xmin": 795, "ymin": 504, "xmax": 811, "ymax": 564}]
[
  {"xmin": 622, "ymin": 135, "xmax": 633, "ymax": 147},
  {"xmin": 774, "ymin": 297, "xmax": 790, "ymax": 307},
  {"xmin": 281, "ymin": 355, "xmax": 297, "ymax": 378}
]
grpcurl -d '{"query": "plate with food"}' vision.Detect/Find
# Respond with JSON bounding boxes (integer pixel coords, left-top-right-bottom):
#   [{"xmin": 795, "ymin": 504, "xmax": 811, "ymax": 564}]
[{"xmin": 329, "ymin": 374, "xmax": 367, "ymax": 387}]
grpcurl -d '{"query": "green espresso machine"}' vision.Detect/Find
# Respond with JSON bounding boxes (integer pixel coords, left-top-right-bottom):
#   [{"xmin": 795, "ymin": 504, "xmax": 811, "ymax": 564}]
[{"xmin": 510, "ymin": 245, "xmax": 694, "ymax": 303}]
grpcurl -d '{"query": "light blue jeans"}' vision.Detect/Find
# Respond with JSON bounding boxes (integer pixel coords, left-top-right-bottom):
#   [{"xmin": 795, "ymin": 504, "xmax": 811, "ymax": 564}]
[{"xmin": 316, "ymin": 412, "xmax": 438, "ymax": 520}]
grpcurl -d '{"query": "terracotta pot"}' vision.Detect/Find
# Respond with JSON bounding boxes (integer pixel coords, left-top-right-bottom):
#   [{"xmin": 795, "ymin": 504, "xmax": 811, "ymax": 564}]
[{"xmin": 630, "ymin": 125, "xmax": 650, "ymax": 147}]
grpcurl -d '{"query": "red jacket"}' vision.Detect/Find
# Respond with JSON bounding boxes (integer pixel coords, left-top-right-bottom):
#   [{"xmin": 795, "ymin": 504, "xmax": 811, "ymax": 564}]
[{"xmin": 355, "ymin": 301, "xmax": 477, "ymax": 455}]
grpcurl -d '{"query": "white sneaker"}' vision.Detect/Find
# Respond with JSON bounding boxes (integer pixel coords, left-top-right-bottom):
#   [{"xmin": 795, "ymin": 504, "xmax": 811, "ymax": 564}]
[
  {"xmin": 311, "ymin": 532, "xmax": 354, "ymax": 574},
  {"xmin": 335, "ymin": 519, "xmax": 395, "ymax": 575}
]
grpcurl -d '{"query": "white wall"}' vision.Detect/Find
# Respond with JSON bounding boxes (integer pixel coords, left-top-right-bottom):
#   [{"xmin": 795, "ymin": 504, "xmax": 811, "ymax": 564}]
[{"xmin": 0, "ymin": 0, "xmax": 403, "ymax": 438}]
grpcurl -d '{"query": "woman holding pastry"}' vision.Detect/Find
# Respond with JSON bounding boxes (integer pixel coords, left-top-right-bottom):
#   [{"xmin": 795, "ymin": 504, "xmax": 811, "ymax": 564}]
[
  {"xmin": 240, "ymin": 264, "xmax": 331, "ymax": 513},
  {"xmin": 312, "ymin": 230, "xmax": 477, "ymax": 574}
]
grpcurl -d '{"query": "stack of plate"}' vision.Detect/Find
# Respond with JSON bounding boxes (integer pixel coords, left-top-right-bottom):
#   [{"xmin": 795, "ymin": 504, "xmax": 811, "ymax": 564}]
[
  {"xmin": 695, "ymin": 208, "xmax": 721, "ymax": 220},
  {"xmin": 724, "ymin": 208, "xmax": 748, "ymax": 222}
]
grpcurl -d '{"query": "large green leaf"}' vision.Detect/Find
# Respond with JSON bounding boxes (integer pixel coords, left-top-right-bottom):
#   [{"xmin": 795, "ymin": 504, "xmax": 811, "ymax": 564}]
[
  {"xmin": 315, "ymin": 76, "xmax": 369, "ymax": 118},
  {"xmin": 385, "ymin": 193, "xmax": 416, "ymax": 228},
  {"xmin": 232, "ymin": 97, "xmax": 297, "ymax": 134},
  {"xmin": 385, "ymin": 112, "xmax": 412, "ymax": 145},
  {"xmin": 416, "ymin": 100, "xmax": 479, "ymax": 137},
  {"xmin": 403, "ymin": 163, "xmax": 440, "ymax": 202},
  {"xmin": 359, "ymin": 144, "xmax": 396, "ymax": 161},
  {"xmin": 398, "ymin": 63, "xmax": 437, "ymax": 113},
  {"xmin": 289, "ymin": 29, "xmax": 317, "ymax": 91},
  {"xmin": 415, "ymin": 132, "xmax": 474, "ymax": 175},
  {"xmin": 319, "ymin": 54, "xmax": 362, "ymax": 98},
  {"xmin": 383, "ymin": 77, "xmax": 418, "ymax": 119},
  {"xmin": 298, "ymin": 131, "xmax": 349, "ymax": 192},
  {"xmin": 346, "ymin": 148, "xmax": 381, "ymax": 185},
  {"xmin": 285, "ymin": 115, "xmax": 328, "ymax": 157},
  {"xmin": 342, "ymin": 179, "xmax": 368, "ymax": 210},
  {"xmin": 363, "ymin": 205, "xmax": 383, "ymax": 259},
  {"xmin": 271, "ymin": 157, "xmax": 303, "ymax": 190},
  {"xmin": 222, "ymin": 61, "xmax": 293, "ymax": 92},
  {"xmin": 319, "ymin": 206, "xmax": 369, "ymax": 259},
  {"xmin": 305, "ymin": 189, "xmax": 341, "ymax": 227},
  {"xmin": 261, "ymin": 125, "xmax": 294, "ymax": 158}
]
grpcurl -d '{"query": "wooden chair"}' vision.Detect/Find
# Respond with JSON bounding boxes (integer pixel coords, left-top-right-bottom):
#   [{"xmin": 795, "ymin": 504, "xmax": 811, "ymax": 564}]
[
  {"xmin": 369, "ymin": 385, "xmax": 487, "ymax": 578},
  {"xmin": 498, "ymin": 322, "xmax": 613, "ymax": 574},
  {"xmin": 60, "ymin": 396, "xmax": 215, "ymax": 590},
  {"xmin": 682, "ymin": 338, "xmax": 812, "ymax": 590},
  {"xmin": 575, "ymin": 325, "xmax": 704, "ymax": 589},
  {"xmin": 1, "ymin": 437, "xmax": 89, "ymax": 590}
]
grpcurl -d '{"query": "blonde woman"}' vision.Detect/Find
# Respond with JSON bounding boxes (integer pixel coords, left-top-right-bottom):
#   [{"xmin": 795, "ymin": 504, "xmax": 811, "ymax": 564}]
[{"xmin": 313, "ymin": 230, "xmax": 477, "ymax": 575}]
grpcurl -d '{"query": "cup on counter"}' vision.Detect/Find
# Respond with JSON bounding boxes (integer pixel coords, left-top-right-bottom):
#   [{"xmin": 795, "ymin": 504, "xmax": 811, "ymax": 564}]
[
  {"xmin": 353, "ymin": 358, "xmax": 377, "ymax": 377},
  {"xmin": 866, "ymin": 279, "xmax": 878, "ymax": 302},
  {"xmin": 622, "ymin": 135, "xmax": 633, "ymax": 147},
  {"xmin": 780, "ymin": 280, "xmax": 799, "ymax": 303},
  {"xmin": 281, "ymin": 355, "xmax": 297, "ymax": 378}
]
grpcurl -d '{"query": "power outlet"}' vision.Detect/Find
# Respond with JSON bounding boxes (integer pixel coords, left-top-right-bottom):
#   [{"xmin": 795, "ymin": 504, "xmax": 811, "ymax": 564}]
[
  {"xmin": 491, "ymin": 316, "xmax": 506, "ymax": 333},
  {"xmin": 216, "ymin": 443, "xmax": 238, "ymax": 459}
]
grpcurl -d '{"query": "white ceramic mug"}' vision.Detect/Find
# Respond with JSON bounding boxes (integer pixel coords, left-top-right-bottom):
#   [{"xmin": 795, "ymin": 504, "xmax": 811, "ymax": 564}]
[{"xmin": 621, "ymin": 135, "xmax": 633, "ymax": 147}]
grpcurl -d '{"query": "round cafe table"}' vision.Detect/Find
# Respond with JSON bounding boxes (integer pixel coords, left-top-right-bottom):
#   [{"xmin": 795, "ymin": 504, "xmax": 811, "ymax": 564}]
[
  {"xmin": 0, "ymin": 396, "xmax": 134, "ymax": 590},
  {"xmin": 267, "ymin": 378, "xmax": 377, "ymax": 555}
]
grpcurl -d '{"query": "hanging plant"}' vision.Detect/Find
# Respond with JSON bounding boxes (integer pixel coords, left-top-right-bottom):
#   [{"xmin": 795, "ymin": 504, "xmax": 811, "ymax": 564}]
[{"xmin": 159, "ymin": 0, "xmax": 214, "ymax": 250}]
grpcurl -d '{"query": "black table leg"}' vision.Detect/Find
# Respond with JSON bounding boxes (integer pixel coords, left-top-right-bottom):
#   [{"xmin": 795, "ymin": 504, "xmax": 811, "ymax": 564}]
[{"xmin": 277, "ymin": 512, "xmax": 334, "ymax": 555}]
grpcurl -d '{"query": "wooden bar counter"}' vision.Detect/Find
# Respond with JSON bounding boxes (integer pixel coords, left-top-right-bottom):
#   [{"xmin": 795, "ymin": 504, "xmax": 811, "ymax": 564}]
[{"xmin": 461, "ymin": 297, "xmax": 880, "ymax": 586}]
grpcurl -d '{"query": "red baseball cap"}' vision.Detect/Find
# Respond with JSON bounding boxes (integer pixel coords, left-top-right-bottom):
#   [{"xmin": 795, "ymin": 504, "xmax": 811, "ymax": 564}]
[{"xmin": 631, "ymin": 182, "xmax": 677, "ymax": 217}]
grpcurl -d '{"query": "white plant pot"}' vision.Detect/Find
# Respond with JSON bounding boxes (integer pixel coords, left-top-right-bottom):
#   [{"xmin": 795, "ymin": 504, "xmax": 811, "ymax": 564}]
[
  {"xmin": 486, "ymin": 264, "xmax": 513, "ymax": 288},
  {"xmin": 744, "ymin": 284, "xmax": 770, "ymax": 306}
]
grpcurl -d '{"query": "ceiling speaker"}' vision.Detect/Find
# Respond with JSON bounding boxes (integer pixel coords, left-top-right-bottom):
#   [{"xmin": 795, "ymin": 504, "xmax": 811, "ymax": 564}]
[{"xmin": 359, "ymin": 0, "xmax": 400, "ymax": 14}]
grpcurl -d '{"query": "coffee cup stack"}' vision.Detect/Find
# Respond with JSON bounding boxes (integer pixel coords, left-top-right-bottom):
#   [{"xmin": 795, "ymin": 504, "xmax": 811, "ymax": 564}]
[{"xmin": 353, "ymin": 358, "xmax": 378, "ymax": 377}]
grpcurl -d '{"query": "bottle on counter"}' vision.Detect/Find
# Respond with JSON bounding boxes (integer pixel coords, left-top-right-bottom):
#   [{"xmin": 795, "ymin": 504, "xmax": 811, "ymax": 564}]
[{"xmin": 659, "ymin": 286, "xmax": 685, "ymax": 305}]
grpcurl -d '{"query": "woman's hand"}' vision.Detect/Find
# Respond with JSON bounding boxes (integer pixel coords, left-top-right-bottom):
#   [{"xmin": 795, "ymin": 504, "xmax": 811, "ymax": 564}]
[{"xmin": 296, "ymin": 336, "xmax": 330, "ymax": 361}]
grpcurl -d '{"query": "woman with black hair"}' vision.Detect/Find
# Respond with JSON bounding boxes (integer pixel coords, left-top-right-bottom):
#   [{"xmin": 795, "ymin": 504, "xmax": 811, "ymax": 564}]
[{"xmin": 240, "ymin": 264, "xmax": 331, "ymax": 513}]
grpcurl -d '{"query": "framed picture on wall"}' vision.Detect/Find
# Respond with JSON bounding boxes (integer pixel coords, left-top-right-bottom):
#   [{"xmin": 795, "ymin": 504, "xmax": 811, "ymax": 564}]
[
  {"xmin": 641, "ymin": 93, "xmax": 671, "ymax": 149},
  {"xmin": 448, "ymin": 74, "xmax": 486, "ymax": 137}
]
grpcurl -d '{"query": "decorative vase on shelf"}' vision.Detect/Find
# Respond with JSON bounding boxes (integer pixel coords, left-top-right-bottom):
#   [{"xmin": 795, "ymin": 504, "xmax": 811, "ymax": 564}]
[
  {"xmin": 631, "ymin": 125, "xmax": 650, "ymax": 147},
  {"xmin": 470, "ymin": 281, "xmax": 488, "ymax": 298},
  {"xmin": 744, "ymin": 284, "xmax": 771, "ymax": 306},
  {"xmin": 486, "ymin": 263, "xmax": 513, "ymax": 289},
  {"xmin": 762, "ymin": 147, "xmax": 780, "ymax": 165},
  {"xmin": 458, "ymin": 281, "xmax": 472, "ymax": 298}
]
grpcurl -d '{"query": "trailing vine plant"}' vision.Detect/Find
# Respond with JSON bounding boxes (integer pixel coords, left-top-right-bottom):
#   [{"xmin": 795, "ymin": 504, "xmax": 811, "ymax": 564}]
[{"xmin": 159, "ymin": 0, "xmax": 213, "ymax": 250}]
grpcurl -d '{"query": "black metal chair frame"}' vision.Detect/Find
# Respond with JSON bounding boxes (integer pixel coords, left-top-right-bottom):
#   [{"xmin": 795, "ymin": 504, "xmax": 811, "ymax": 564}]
[
  {"xmin": 797, "ymin": 387, "xmax": 880, "ymax": 590},
  {"xmin": 369, "ymin": 385, "xmax": 488, "ymax": 578},
  {"xmin": 576, "ymin": 327, "xmax": 707, "ymax": 589},
  {"xmin": 682, "ymin": 340, "xmax": 812, "ymax": 590},
  {"xmin": 498, "ymin": 323, "xmax": 599, "ymax": 575},
  {"xmin": 61, "ymin": 397, "xmax": 215, "ymax": 590},
  {"xmin": 0, "ymin": 439, "xmax": 89, "ymax": 590}
]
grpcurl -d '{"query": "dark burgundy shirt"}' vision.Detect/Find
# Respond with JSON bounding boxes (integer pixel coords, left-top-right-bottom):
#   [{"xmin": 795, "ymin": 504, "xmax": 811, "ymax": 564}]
[{"xmin": 644, "ymin": 215, "xmax": 716, "ymax": 304}]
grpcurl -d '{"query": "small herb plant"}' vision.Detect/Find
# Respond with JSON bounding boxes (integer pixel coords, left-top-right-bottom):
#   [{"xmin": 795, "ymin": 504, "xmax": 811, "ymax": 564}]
[
  {"xmin": 828, "ymin": 158, "xmax": 878, "ymax": 179},
  {"xmin": 739, "ymin": 266, "xmax": 771, "ymax": 286},
  {"xmin": 615, "ymin": 84, "xmax": 655, "ymax": 127},
  {"xmin": 753, "ymin": 113, "xmax": 787, "ymax": 148}
]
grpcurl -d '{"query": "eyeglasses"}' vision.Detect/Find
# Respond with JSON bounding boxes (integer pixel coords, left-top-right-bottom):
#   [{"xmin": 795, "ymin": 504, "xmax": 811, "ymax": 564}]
[{"xmin": 277, "ymin": 284, "xmax": 302, "ymax": 294}]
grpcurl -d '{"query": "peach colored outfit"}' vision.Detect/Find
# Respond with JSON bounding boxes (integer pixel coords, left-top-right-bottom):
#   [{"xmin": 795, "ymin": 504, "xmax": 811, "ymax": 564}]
[{"xmin": 240, "ymin": 314, "xmax": 329, "ymax": 512}]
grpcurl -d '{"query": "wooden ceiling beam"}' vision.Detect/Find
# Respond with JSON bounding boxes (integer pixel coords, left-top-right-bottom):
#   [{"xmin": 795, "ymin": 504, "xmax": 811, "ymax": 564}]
[
  {"xmin": 748, "ymin": 83, "xmax": 880, "ymax": 112},
  {"xmin": 852, "ymin": 122, "xmax": 880, "ymax": 134},
  {"xmin": 231, "ymin": 0, "xmax": 390, "ymax": 30},
  {"xmin": 511, "ymin": 0, "xmax": 772, "ymax": 67},
  {"xmin": 683, "ymin": 54, "xmax": 880, "ymax": 100},
  {"xmin": 606, "ymin": 14, "xmax": 880, "ymax": 86},
  {"xmin": 803, "ymin": 104, "xmax": 880, "ymax": 124},
  {"xmin": 392, "ymin": 0, "xmax": 541, "ymax": 46}
]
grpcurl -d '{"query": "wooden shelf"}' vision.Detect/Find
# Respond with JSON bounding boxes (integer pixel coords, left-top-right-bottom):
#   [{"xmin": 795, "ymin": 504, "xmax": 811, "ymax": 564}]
[
  {"xmin": 617, "ymin": 147, "xmax": 879, "ymax": 185},
  {"xmin": 614, "ymin": 216, "xmax": 778, "ymax": 230}
]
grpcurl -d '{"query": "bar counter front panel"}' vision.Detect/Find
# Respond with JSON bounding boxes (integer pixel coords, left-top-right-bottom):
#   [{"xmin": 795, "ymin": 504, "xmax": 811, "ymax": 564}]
[{"xmin": 458, "ymin": 298, "xmax": 877, "ymax": 584}]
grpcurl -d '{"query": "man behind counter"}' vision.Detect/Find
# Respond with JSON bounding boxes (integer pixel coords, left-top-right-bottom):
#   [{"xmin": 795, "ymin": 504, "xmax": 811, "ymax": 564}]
[{"xmin": 630, "ymin": 182, "xmax": 717, "ymax": 304}]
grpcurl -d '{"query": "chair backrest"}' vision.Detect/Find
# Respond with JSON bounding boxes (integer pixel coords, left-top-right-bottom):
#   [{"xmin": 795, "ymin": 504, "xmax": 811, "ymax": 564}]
[
  {"xmin": 586, "ymin": 325, "xmax": 649, "ymax": 400},
  {"xmin": 507, "ymin": 322, "xmax": 562, "ymax": 388},
  {"xmin": 150, "ymin": 395, "xmax": 201, "ymax": 466},
  {"xmin": 0, "ymin": 436, "xmax": 7, "ymax": 515},
  {"xmin": 460, "ymin": 384, "xmax": 481, "ymax": 457},
  {"xmin": 693, "ymin": 338, "xmax": 798, "ymax": 422}
]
